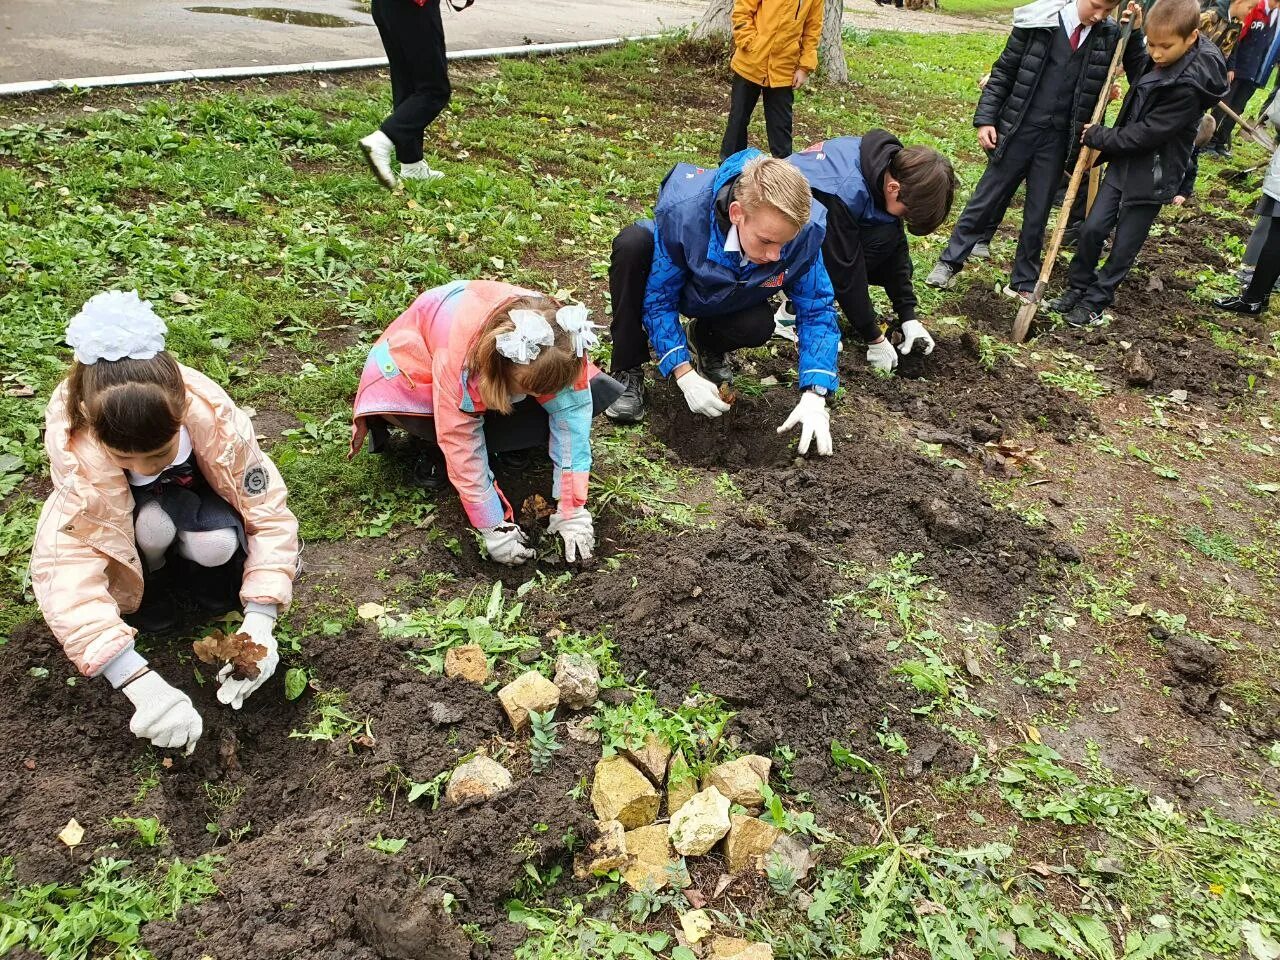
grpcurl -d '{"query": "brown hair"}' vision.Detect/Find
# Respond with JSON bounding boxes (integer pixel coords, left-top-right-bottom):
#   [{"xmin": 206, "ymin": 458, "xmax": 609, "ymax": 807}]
[
  {"xmin": 1147, "ymin": 0, "xmax": 1200, "ymax": 38},
  {"xmin": 464, "ymin": 297, "xmax": 584, "ymax": 415},
  {"xmin": 891, "ymin": 146, "xmax": 958, "ymax": 236},
  {"xmin": 66, "ymin": 353, "xmax": 186, "ymax": 452},
  {"xmin": 735, "ymin": 155, "xmax": 813, "ymax": 230}
]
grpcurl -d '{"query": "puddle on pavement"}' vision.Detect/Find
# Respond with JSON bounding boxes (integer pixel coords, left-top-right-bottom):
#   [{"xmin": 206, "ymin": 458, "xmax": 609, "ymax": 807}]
[{"xmin": 186, "ymin": 6, "xmax": 363, "ymax": 27}]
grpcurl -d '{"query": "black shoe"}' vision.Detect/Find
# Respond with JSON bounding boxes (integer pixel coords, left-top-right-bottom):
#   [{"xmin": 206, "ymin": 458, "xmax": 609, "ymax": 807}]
[
  {"xmin": 411, "ymin": 448, "xmax": 447, "ymax": 490},
  {"xmin": 1047, "ymin": 288, "xmax": 1086, "ymax": 313},
  {"xmin": 1214, "ymin": 294, "xmax": 1265, "ymax": 315},
  {"xmin": 125, "ymin": 586, "xmax": 178, "ymax": 634},
  {"xmin": 686, "ymin": 320, "xmax": 733, "ymax": 385},
  {"xmin": 492, "ymin": 448, "xmax": 533, "ymax": 470},
  {"xmin": 605, "ymin": 368, "xmax": 646, "ymax": 423},
  {"xmin": 1064, "ymin": 304, "xmax": 1106, "ymax": 328}
]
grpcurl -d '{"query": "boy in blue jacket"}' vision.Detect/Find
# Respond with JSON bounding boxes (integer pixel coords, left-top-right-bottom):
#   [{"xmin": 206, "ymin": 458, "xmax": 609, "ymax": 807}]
[
  {"xmin": 1050, "ymin": 0, "xmax": 1229, "ymax": 326},
  {"xmin": 604, "ymin": 150, "xmax": 840, "ymax": 457},
  {"xmin": 786, "ymin": 132, "xmax": 957, "ymax": 371}
]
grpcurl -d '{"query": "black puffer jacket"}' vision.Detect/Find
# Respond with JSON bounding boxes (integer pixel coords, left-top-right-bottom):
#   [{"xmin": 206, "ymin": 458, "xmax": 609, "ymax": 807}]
[
  {"xmin": 976, "ymin": 6, "xmax": 1146, "ymax": 166},
  {"xmin": 1084, "ymin": 35, "xmax": 1230, "ymax": 205}
]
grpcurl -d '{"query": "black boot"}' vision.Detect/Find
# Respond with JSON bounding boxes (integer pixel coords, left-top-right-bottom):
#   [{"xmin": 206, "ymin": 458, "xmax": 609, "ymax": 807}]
[
  {"xmin": 686, "ymin": 321, "xmax": 733, "ymax": 385},
  {"xmin": 491, "ymin": 448, "xmax": 533, "ymax": 470},
  {"xmin": 411, "ymin": 446, "xmax": 448, "ymax": 491},
  {"xmin": 1214, "ymin": 294, "xmax": 1265, "ymax": 315},
  {"xmin": 605, "ymin": 368, "xmax": 646, "ymax": 423},
  {"xmin": 125, "ymin": 566, "xmax": 178, "ymax": 634}
]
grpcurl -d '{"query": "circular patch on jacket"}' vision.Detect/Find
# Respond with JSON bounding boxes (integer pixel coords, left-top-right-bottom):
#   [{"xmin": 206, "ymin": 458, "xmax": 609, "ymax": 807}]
[{"xmin": 242, "ymin": 465, "xmax": 269, "ymax": 496}]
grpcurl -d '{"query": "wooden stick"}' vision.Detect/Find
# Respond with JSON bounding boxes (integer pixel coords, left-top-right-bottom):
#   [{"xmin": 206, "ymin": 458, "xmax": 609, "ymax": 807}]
[{"xmin": 1013, "ymin": 15, "xmax": 1135, "ymax": 343}]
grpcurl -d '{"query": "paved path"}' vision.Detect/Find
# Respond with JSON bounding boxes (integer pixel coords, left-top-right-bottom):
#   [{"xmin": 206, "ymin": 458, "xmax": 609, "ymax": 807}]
[{"xmin": 0, "ymin": 0, "xmax": 1002, "ymax": 85}]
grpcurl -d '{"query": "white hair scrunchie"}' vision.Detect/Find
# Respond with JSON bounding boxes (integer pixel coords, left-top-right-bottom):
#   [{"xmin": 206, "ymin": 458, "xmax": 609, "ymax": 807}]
[
  {"xmin": 555, "ymin": 304, "xmax": 599, "ymax": 358},
  {"xmin": 66, "ymin": 291, "xmax": 168, "ymax": 365},
  {"xmin": 496, "ymin": 309, "xmax": 557, "ymax": 365}
]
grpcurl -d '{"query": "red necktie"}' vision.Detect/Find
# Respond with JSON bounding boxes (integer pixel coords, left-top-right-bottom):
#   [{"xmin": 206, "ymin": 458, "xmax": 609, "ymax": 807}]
[{"xmin": 1070, "ymin": 23, "xmax": 1085, "ymax": 51}]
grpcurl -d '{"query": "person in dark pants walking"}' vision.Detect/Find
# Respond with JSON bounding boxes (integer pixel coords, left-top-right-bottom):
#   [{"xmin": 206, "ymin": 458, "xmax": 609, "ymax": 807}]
[
  {"xmin": 924, "ymin": 0, "xmax": 1146, "ymax": 302},
  {"xmin": 360, "ymin": 0, "xmax": 454, "ymax": 189},
  {"xmin": 1050, "ymin": 0, "xmax": 1229, "ymax": 326},
  {"xmin": 1204, "ymin": 0, "xmax": 1280, "ymax": 155},
  {"xmin": 720, "ymin": 0, "xmax": 824, "ymax": 160}
]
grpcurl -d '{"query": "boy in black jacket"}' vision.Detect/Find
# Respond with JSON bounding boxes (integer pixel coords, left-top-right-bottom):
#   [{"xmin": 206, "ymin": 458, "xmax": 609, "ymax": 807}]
[
  {"xmin": 1050, "ymin": 0, "xmax": 1229, "ymax": 326},
  {"xmin": 926, "ymin": 0, "xmax": 1146, "ymax": 301}
]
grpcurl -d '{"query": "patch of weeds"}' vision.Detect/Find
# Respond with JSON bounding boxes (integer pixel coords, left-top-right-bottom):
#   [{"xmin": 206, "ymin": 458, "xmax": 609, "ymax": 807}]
[
  {"xmin": 592, "ymin": 429, "xmax": 710, "ymax": 530},
  {"xmin": 1039, "ymin": 359, "xmax": 1108, "ymax": 402},
  {"xmin": 973, "ymin": 332, "xmax": 1022, "ymax": 371},
  {"xmin": 382, "ymin": 580, "xmax": 540, "ymax": 673},
  {"xmin": 592, "ymin": 687, "xmax": 734, "ymax": 777},
  {"xmin": 509, "ymin": 893, "xmax": 679, "ymax": 959},
  {"xmin": 288, "ymin": 689, "xmax": 371, "ymax": 742},
  {"xmin": 0, "ymin": 854, "xmax": 219, "ymax": 957},
  {"xmin": 109, "ymin": 816, "xmax": 168, "ymax": 850},
  {"xmin": 996, "ymin": 742, "xmax": 1145, "ymax": 825}
]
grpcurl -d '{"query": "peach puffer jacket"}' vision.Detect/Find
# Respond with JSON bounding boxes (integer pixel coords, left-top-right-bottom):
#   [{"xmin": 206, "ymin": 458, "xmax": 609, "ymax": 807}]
[{"xmin": 29, "ymin": 365, "xmax": 299, "ymax": 677}]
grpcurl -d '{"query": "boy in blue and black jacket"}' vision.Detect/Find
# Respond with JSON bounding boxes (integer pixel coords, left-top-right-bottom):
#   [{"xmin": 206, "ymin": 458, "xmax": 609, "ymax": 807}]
[
  {"xmin": 1204, "ymin": 0, "xmax": 1280, "ymax": 155},
  {"xmin": 925, "ymin": 0, "xmax": 1146, "ymax": 301},
  {"xmin": 1050, "ymin": 0, "xmax": 1229, "ymax": 326}
]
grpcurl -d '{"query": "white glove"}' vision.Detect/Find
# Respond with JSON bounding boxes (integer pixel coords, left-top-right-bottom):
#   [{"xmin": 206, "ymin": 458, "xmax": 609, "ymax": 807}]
[
  {"xmin": 123, "ymin": 671, "xmax": 202, "ymax": 755},
  {"xmin": 548, "ymin": 507, "xmax": 595, "ymax": 563},
  {"xmin": 481, "ymin": 523, "xmax": 536, "ymax": 565},
  {"xmin": 676, "ymin": 369, "xmax": 731, "ymax": 418},
  {"xmin": 217, "ymin": 609, "xmax": 280, "ymax": 710},
  {"xmin": 898, "ymin": 320, "xmax": 935, "ymax": 356},
  {"xmin": 776, "ymin": 391, "xmax": 833, "ymax": 456},
  {"xmin": 867, "ymin": 338, "xmax": 899, "ymax": 371}
]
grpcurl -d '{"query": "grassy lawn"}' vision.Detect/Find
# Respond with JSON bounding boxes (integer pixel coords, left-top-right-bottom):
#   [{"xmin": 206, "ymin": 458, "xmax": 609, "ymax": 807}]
[{"xmin": 2, "ymin": 25, "xmax": 1280, "ymax": 960}]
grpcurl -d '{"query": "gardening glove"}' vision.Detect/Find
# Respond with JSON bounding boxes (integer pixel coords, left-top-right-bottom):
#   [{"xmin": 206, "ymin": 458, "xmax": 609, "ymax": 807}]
[
  {"xmin": 123, "ymin": 670, "xmax": 202, "ymax": 755},
  {"xmin": 217, "ymin": 606, "xmax": 280, "ymax": 710},
  {"xmin": 777, "ymin": 391, "xmax": 833, "ymax": 457},
  {"xmin": 481, "ymin": 522, "xmax": 536, "ymax": 566},
  {"xmin": 897, "ymin": 320, "xmax": 935, "ymax": 356},
  {"xmin": 548, "ymin": 507, "xmax": 595, "ymax": 563},
  {"xmin": 676, "ymin": 369, "xmax": 731, "ymax": 418},
  {"xmin": 866, "ymin": 337, "xmax": 899, "ymax": 372}
]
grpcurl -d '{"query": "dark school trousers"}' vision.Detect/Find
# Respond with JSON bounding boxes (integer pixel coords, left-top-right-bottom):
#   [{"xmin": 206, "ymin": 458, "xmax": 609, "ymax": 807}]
[
  {"xmin": 608, "ymin": 223, "xmax": 776, "ymax": 373},
  {"xmin": 1244, "ymin": 214, "xmax": 1280, "ymax": 301},
  {"xmin": 372, "ymin": 0, "xmax": 451, "ymax": 164},
  {"xmin": 720, "ymin": 72, "xmax": 795, "ymax": 160},
  {"xmin": 1211, "ymin": 77, "xmax": 1261, "ymax": 150},
  {"xmin": 1066, "ymin": 174, "xmax": 1161, "ymax": 312},
  {"xmin": 940, "ymin": 123, "xmax": 1069, "ymax": 290}
]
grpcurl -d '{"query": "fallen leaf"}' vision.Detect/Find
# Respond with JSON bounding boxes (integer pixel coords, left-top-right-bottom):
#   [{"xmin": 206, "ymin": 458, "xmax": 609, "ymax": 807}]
[
  {"xmin": 1028, "ymin": 862, "xmax": 1056, "ymax": 877},
  {"xmin": 58, "ymin": 818, "xmax": 84, "ymax": 848},
  {"xmin": 1027, "ymin": 725, "xmax": 1042, "ymax": 744},
  {"xmin": 3, "ymin": 385, "xmax": 34, "ymax": 398},
  {"xmin": 357, "ymin": 602, "xmax": 386, "ymax": 620},
  {"xmin": 23, "ymin": 758, "xmax": 35, "ymax": 770},
  {"xmin": 170, "ymin": 290, "xmax": 191, "ymax": 305},
  {"xmin": 913, "ymin": 899, "xmax": 946, "ymax": 916},
  {"xmin": 711, "ymin": 873, "xmax": 736, "ymax": 899}
]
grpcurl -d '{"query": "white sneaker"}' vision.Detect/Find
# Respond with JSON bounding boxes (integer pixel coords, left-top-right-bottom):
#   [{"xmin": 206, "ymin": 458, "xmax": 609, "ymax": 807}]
[
  {"xmin": 400, "ymin": 161, "xmax": 444, "ymax": 183},
  {"xmin": 359, "ymin": 130, "xmax": 398, "ymax": 190},
  {"xmin": 773, "ymin": 298, "xmax": 798, "ymax": 342}
]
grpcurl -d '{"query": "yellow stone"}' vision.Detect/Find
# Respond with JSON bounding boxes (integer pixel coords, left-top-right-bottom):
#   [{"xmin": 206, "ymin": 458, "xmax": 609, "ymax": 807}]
[
  {"xmin": 710, "ymin": 935, "xmax": 774, "ymax": 960},
  {"xmin": 679, "ymin": 909, "xmax": 713, "ymax": 944},
  {"xmin": 590, "ymin": 755, "xmax": 660, "ymax": 829},
  {"xmin": 703, "ymin": 755, "xmax": 772, "ymax": 809},
  {"xmin": 621, "ymin": 823, "xmax": 676, "ymax": 890},
  {"xmin": 444, "ymin": 644, "xmax": 489, "ymax": 684},
  {"xmin": 572, "ymin": 819, "xmax": 631, "ymax": 879},
  {"xmin": 496, "ymin": 670, "xmax": 559, "ymax": 734},
  {"xmin": 723, "ymin": 815, "xmax": 781, "ymax": 874},
  {"xmin": 623, "ymin": 732, "xmax": 671, "ymax": 783}
]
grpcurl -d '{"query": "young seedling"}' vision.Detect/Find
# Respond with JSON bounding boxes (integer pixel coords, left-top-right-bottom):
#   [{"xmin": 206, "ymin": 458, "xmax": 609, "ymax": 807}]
[
  {"xmin": 193, "ymin": 629, "xmax": 266, "ymax": 681},
  {"xmin": 529, "ymin": 710, "xmax": 561, "ymax": 774}
]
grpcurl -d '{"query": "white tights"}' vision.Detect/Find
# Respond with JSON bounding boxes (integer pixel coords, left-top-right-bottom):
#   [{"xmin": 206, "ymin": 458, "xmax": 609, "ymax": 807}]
[{"xmin": 134, "ymin": 500, "xmax": 238, "ymax": 571}]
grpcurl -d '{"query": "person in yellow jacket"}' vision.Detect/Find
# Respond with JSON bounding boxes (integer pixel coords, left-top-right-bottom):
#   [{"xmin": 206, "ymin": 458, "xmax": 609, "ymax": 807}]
[{"xmin": 720, "ymin": 0, "xmax": 824, "ymax": 161}]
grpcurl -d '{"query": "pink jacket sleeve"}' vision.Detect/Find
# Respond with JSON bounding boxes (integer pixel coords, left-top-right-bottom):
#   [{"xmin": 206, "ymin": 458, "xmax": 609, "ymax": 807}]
[{"xmin": 430, "ymin": 361, "xmax": 509, "ymax": 530}]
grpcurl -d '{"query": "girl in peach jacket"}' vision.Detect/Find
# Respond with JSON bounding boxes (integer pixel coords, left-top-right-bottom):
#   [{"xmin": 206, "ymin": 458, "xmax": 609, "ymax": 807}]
[{"xmin": 30, "ymin": 292, "xmax": 299, "ymax": 756}]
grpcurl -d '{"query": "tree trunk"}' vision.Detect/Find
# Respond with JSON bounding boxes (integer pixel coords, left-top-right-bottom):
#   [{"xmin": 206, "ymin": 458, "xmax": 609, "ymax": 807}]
[
  {"xmin": 818, "ymin": 0, "xmax": 849, "ymax": 85},
  {"xmin": 692, "ymin": 0, "xmax": 734, "ymax": 41}
]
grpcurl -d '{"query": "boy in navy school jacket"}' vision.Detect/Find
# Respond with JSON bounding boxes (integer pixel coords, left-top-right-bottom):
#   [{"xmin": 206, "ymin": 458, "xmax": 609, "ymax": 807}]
[{"xmin": 1049, "ymin": 0, "xmax": 1229, "ymax": 326}]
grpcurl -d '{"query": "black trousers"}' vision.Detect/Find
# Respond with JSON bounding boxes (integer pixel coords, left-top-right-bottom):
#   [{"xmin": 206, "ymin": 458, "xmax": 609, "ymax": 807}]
[
  {"xmin": 1244, "ymin": 214, "xmax": 1280, "ymax": 301},
  {"xmin": 1211, "ymin": 77, "xmax": 1261, "ymax": 150},
  {"xmin": 941, "ymin": 124, "xmax": 1069, "ymax": 290},
  {"xmin": 608, "ymin": 223, "xmax": 775, "ymax": 373},
  {"xmin": 387, "ymin": 375, "xmax": 622, "ymax": 453},
  {"xmin": 372, "ymin": 0, "xmax": 451, "ymax": 164},
  {"xmin": 720, "ymin": 73, "xmax": 795, "ymax": 160},
  {"xmin": 1066, "ymin": 175, "xmax": 1161, "ymax": 312}
]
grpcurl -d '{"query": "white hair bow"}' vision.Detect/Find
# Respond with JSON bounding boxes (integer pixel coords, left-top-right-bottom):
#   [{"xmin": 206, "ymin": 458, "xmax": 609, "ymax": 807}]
[
  {"xmin": 555, "ymin": 304, "xmax": 599, "ymax": 358},
  {"xmin": 496, "ymin": 310, "xmax": 557, "ymax": 364},
  {"xmin": 65, "ymin": 290, "xmax": 168, "ymax": 365}
]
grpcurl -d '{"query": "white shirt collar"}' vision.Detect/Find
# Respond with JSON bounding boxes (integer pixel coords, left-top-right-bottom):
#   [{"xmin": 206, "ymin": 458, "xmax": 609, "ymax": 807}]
[
  {"xmin": 724, "ymin": 224, "xmax": 750, "ymax": 267},
  {"xmin": 1059, "ymin": 4, "xmax": 1092, "ymax": 44},
  {"xmin": 127, "ymin": 425, "xmax": 192, "ymax": 486}
]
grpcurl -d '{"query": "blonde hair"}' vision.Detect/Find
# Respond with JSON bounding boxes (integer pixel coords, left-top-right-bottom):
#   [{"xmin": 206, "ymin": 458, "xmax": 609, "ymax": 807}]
[
  {"xmin": 465, "ymin": 297, "xmax": 584, "ymax": 415},
  {"xmin": 735, "ymin": 155, "xmax": 813, "ymax": 230}
]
